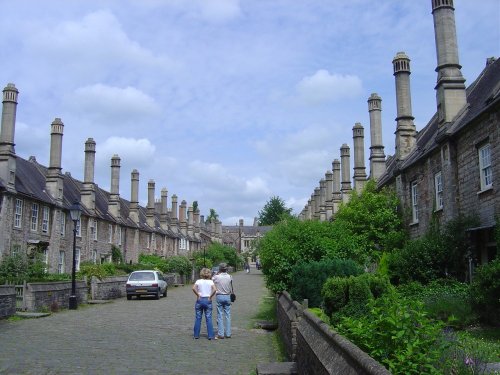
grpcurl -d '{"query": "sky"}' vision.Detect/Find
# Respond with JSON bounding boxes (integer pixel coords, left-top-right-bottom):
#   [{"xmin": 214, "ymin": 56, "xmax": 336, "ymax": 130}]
[{"xmin": 0, "ymin": 0, "xmax": 498, "ymax": 225}]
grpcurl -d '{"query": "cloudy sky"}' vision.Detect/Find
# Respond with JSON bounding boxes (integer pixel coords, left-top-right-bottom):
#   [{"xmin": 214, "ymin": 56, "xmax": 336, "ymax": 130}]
[{"xmin": 1, "ymin": 1, "xmax": 498, "ymax": 225}]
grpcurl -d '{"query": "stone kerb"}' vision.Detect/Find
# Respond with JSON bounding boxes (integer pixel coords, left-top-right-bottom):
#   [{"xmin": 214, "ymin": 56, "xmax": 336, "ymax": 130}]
[
  {"xmin": 0, "ymin": 285, "xmax": 16, "ymax": 318},
  {"xmin": 296, "ymin": 309, "xmax": 390, "ymax": 375},
  {"xmin": 91, "ymin": 276, "xmax": 128, "ymax": 300},
  {"xmin": 276, "ymin": 291, "xmax": 390, "ymax": 375},
  {"xmin": 25, "ymin": 280, "xmax": 88, "ymax": 311}
]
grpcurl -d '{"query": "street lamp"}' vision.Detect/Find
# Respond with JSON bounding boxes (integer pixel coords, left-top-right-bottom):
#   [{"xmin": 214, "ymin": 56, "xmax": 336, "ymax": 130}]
[{"xmin": 69, "ymin": 201, "xmax": 82, "ymax": 310}]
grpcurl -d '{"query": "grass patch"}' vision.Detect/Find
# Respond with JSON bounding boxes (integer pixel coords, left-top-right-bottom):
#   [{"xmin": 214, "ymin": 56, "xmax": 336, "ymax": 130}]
[{"xmin": 458, "ymin": 327, "xmax": 500, "ymax": 363}]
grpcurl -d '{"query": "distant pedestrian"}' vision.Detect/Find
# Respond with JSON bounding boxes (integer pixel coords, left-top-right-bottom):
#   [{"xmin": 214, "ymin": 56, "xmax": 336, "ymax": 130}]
[
  {"xmin": 244, "ymin": 261, "xmax": 250, "ymax": 273},
  {"xmin": 192, "ymin": 267, "xmax": 216, "ymax": 340},
  {"xmin": 212, "ymin": 262, "xmax": 233, "ymax": 339}
]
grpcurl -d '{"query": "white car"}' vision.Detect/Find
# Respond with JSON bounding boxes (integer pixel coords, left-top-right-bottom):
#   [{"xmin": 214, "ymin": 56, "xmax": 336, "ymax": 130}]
[{"xmin": 126, "ymin": 270, "xmax": 168, "ymax": 300}]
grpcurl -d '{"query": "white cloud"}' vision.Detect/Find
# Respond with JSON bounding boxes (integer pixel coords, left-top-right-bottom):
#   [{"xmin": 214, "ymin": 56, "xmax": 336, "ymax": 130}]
[
  {"xmin": 70, "ymin": 84, "xmax": 160, "ymax": 122},
  {"xmin": 96, "ymin": 136, "xmax": 156, "ymax": 169},
  {"xmin": 296, "ymin": 70, "xmax": 363, "ymax": 104},
  {"xmin": 197, "ymin": 0, "xmax": 242, "ymax": 22}
]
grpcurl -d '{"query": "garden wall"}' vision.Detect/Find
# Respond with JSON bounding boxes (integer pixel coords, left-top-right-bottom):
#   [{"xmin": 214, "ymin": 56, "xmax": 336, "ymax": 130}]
[
  {"xmin": 91, "ymin": 276, "xmax": 128, "ymax": 300},
  {"xmin": 0, "ymin": 285, "xmax": 16, "ymax": 318},
  {"xmin": 277, "ymin": 291, "xmax": 390, "ymax": 375},
  {"xmin": 23, "ymin": 280, "xmax": 88, "ymax": 312}
]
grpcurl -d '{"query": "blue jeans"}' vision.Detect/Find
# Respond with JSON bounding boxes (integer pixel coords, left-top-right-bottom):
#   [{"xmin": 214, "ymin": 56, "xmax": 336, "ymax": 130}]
[
  {"xmin": 216, "ymin": 294, "xmax": 231, "ymax": 337},
  {"xmin": 193, "ymin": 297, "xmax": 214, "ymax": 339}
]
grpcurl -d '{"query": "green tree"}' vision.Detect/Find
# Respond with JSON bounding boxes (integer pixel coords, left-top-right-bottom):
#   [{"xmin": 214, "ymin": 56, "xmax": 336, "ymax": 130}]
[
  {"xmin": 206, "ymin": 208, "xmax": 219, "ymax": 222},
  {"xmin": 257, "ymin": 196, "xmax": 293, "ymax": 226},
  {"xmin": 326, "ymin": 179, "xmax": 406, "ymax": 265},
  {"xmin": 192, "ymin": 201, "xmax": 198, "ymax": 213}
]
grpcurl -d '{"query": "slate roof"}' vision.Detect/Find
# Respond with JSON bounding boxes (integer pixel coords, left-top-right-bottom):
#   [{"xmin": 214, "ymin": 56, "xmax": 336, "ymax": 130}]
[{"xmin": 378, "ymin": 58, "xmax": 500, "ymax": 186}]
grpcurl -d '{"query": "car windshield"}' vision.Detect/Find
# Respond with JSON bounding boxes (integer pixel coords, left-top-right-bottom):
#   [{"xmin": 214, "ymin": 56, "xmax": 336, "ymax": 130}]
[{"xmin": 129, "ymin": 272, "xmax": 155, "ymax": 281}]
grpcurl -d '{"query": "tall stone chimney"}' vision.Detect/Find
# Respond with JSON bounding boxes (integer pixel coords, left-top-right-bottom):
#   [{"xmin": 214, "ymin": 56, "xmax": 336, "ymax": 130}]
[
  {"xmin": 81, "ymin": 138, "xmax": 96, "ymax": 213},
  {"xmin": 146, "ymin": 180, "xmax": 155, "ymax": 228},
  {"xmin": 368, "ymin": 93, "xmax": 386, "ymax": 180},
  {"xmin": 325, "ymin": 170, "xmax": 333, "ymax": 220},
  {"xmin": 353, "ymin": 123, "xmax": 367, "ymax": 193},
  {"xmin": 170, "ymin": 194, "xmax": 178, "ymax": 233},
  {"xmin": 393, "ymin": 52, "xmax": 417, "ymax": 160},
  {"xmin": 187, "ymin": 205, "xmax": 194, "ymax": 237},
  {"xmin": 0, "ymin": 83, "xmax": 18, "ymax": 190},
  {"xmin": 45, "ymin": 118, "xmax": 64, "ymax": 202},
  {"xmin": 179, "ymin": 199, "xmax": 187, "ymax": 235},
  {"xmin": 340, "ymin": 144, "xmax": 352, "ymax": 203},
  {"xmin": 108, "ymin": 155, "xmax": 121, "ymax": 219},
  {"xmin": 319, "ymin": 178, "xmax": 327, "ymax": 221},
  {"xmin": 332, "ymin": 159, "xmax": 342, "ymax": 214},
  {"xmin": 313, "ymin": 187, "xmax": 320, "ymax": 220},
  {"xmin": 431, "ymin": 0, "xmax": 466, "ymax": 126},
  {"xmin": 194, "ymin": 208, "xmax": 200, "ymax": 237},
  {"xmin": 129, "ymin": 169, "xmax": 140, "ymax": 224},
  {"xmin": 160, "ymin": 188, "xmax": 168, "ymax": 227}
]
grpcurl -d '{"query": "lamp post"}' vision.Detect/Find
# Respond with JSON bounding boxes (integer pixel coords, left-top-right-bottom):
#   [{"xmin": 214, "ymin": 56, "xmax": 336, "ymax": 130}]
[{"xmin": 69, "ymin": 201, "xmax": 82, "ymax": 310}]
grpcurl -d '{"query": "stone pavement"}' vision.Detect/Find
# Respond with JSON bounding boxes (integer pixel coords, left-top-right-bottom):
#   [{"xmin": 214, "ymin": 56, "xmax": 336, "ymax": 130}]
[{"xmin": 0, "ymin": 269, "xmax": 278, "ymax": 375}]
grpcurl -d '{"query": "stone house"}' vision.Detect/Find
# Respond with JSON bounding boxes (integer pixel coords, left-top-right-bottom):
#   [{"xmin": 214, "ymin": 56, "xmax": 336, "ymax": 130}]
[
  {"xmin": 0, "ymin": 85, "xmax": 223, "ymax": 274},
  {"xmin": 299, "ymin": 0, "xmax": 499, "ymax": 262},
  {"xmin": 222, "ymin": 219, "xmax": 272, "ymax": 254}
]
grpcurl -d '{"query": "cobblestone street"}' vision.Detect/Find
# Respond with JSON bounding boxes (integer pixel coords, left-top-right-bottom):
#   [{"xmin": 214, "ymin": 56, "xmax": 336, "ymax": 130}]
[{"xmin": 0, "ymin": 269, "xmax": 278, "ymax": 375}]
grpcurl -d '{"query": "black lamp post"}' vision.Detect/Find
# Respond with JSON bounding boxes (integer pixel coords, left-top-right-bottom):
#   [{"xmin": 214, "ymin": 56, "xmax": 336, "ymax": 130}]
[{"xmin": 69, "ymin": 201, "xmax": 82, "ymax": 310}]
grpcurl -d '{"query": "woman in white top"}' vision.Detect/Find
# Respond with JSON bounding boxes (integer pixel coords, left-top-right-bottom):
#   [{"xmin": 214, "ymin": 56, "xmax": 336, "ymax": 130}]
[{"xmin": 192, "ymin": 267, "xmax": 216, "ymax": 340}]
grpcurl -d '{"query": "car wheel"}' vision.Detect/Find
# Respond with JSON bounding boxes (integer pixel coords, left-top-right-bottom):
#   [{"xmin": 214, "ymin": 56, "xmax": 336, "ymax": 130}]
[
  {"xmin": 127, "ymin": 295, "xmax": 132, "ymax": 300},
  {"xmin": 163, "ymin": 288, "xmax": 167, "ymax": 298},
  {"xmin": 155, "ymin": 290, "xmax": 160, "ymax": 300}
]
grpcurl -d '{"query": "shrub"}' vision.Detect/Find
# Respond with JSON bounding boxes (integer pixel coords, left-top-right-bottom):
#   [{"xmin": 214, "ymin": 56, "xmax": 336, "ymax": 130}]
[
  {"xmin": 289, "ymin": 259, "xmax": 362, "ymax": 308},
  {"xmin": 111, "ymin": 246, "xmax": 123, "ymax": 264},
  {"xmin": 0, "ymin": 253, "xmax": 51, "ymax": 284},
  {"xmin": 397, "ymin": 279, "xmax": 475, "ymax": 328},
  {"xmin": 336, "ymin": 294, "xmax": 447, "ymax": 374},
  {"xmin": 165, "ymin": 255, "xmax": 192, "ymax": 276},
  {"xmin": 470, "ymin": 258, "xmax": 500, "ymax": 326},
  {"xmin": 322, "ymin": 273, "xmax": 393, "ymax": 322}
]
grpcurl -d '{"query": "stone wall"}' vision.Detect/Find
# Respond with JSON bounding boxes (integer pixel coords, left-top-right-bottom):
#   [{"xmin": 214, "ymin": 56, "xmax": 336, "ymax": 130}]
[
  {"xmin": 91, "ymin": 276, "xmax": 128, "ymax": 300},
  {"xmin": 24, "ymin": 280, "xmax": 88, "ymax": 311},
  {"xmin": 0, "ymin": 285, "xmax": 16, "ymax": 318},
  {"xmin": 277, "ymin": 291, "xmax": 390, "ymax": 375}
]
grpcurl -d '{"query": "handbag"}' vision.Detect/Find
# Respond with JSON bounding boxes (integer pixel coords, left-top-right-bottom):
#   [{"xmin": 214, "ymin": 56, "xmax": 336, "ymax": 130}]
[{"xmin": 230, "ymin": 280, "xmax": 236, "ymax": 302}]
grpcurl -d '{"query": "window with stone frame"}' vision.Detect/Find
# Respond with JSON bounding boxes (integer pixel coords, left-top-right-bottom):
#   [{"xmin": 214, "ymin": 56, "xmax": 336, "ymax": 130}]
[
  {"xmin": 14, "ymin": 198, "xmax": 23, "ymax": 228},
  {"xmin": 92, "ymin": 249, "xmax": 98, "ymax": 264},
  {"xmin": 11, "ymin": 244, "xmax": 21, "ymax": 256},
  {"xmin": 58, "ymin": 251, "xmax": 65, "ymax": 274},
  {"xmin": 479, "ymin": 143, "xmax": 492, "ymax": 190},
  {"xmin": 411, "ymin": 181, "xmax": 419, "ymax": 223},
  {"xmin": 60, "ymin": 211, "xmax": 66, "ymax": 236},
  {"xmin": 117, "ymin": 226, "xmax": 122, "ymax": 245},
  {"xmin": 42, "ymin": 206, "xmax": 49, "ymax": 233},
  {"xmin": 75, "ymin": 247, "xmax": 81, "ymax": 271},
  {"xmin": 31, "ymin": 203, "xmax": 39, "ymax": 231},
  {"xmin": 76, "ymin": 218, "xmax": 81, "ymax": 237},
  {"xmin": 90, "ymin": 218, "xmax": 98, "ymax": 241},
  {"xmin": 434, "ymin": 172, "xmax": 443, "ymax": 210},
  {"xmin": 42, "ymin": 249, "xmax": 48, "ymax": 272},
  {"xmin": 108, "ymin": 224, "xmax": 113, "ymax": 243}
]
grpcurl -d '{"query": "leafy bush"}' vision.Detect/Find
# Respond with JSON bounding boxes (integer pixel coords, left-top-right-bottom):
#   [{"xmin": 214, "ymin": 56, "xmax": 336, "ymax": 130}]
[
  {"xmin": 192, "ymin": 243, "xmax": 242, "ymax": 271},
  {"xmin": 165, "ymin": 255, "xmax": 192, "ymax": 276},
  {"xmin": 397, "ymin": 279, "xmax": 475, "ymax": 328},
  {"xmin": 470, "ymin": 258, "xmax": 500, "ymax": 326},
  {"xmin": 289, "ymin": 259, "xmax": 362, "ymax": 308},
  {"xmin": 77, "ymin": 262, "xmax": 120, "ymax": 281},
  {"xmin": 336, "ymin": 294, "xmax": 447, "ymax": 374},
  {"xmin": 0, "ymin": 253, "xmax": 50, "ymax": 284},
  {"xmin": 258, "ymin": 218, "xmax": 337, "ymax": 293},
  {"xmin": 322, "ymin": 273, "xmax": 393, "ymax": 322},
  {"xmin": 326, "ymin": 180, "xmax": 406, "ymax": 265},
  {"xmin": 111, "ymin": 246, "xmax": 123, "ymax": 264},
  {"xmin": 388, "ymin": 215, "xmax": 479, "ymax": 284}
]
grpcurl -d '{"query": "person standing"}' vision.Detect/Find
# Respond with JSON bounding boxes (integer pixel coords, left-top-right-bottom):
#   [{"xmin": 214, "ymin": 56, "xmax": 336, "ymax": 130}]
[
  {"xmin": 212, "ymin": 262, "xmax": 233, "ymax": 339},
  {"xmin": 192, "ymin": 267, "xmax": 216, "ymax": 340}
]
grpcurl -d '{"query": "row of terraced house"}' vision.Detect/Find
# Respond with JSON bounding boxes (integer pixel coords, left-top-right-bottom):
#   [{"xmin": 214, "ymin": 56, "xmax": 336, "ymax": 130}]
[
  {"xmin": 299, "ymin": 0, "xmax": 499, "ymax": 263},
  {"xmin": 0, "ymin": 87, "xmax": 224, "ymax": 273}
]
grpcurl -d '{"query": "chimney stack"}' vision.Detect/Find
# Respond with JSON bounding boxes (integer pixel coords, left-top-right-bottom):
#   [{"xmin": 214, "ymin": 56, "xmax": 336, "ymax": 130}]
[
  {"xmin": 129, "ymin": 169, "xmax": 140, "ymax": 224},
  {"xmin": 352, "ymin": 123, "xmax": 367, "ymax": 193},
  {"xmin": 393, "ymin": 52, "xmax": 416, "ymax": 160},
  {"xmin": 368, "ymin": 93, "xmax": 386, "ymax": 180},
  {"xmin": 146, "ymin": 180, "xmax": 155, "ymax": 228},
  {"xmin": 108, "ymin": 155, "xmax": 121, "ymax": 219},
  {"xmin": 340, "ymin": 144, "xmax": 352, "ymax": 203},
  {"xmin": 431, "ymin": 0, "xmax": 467, "ymax": 125},
  {"xmin": 81, "ymin": 138, "xmax": 96, "ymax": 212},
  {"xmin": 332, "ymin": 159, "xmax": 342, "ymax": 215},
  {"xmin": 0, "ymin": 83, "xmax": 18, "ymax": 190},
  {"xmin": 45, "ymin": 118, "xmax": 64, "ymax": 202}
]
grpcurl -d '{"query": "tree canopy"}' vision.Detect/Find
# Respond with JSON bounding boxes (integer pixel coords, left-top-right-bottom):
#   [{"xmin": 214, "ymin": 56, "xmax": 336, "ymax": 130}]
[{"xmin": 257, "ymin": 196, "xmax": 293, "ymax": 226}]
